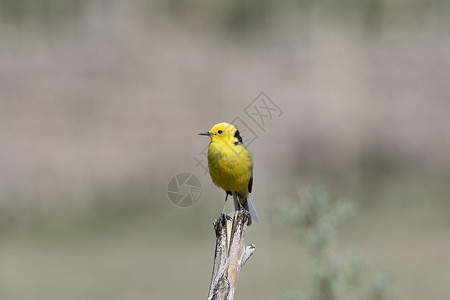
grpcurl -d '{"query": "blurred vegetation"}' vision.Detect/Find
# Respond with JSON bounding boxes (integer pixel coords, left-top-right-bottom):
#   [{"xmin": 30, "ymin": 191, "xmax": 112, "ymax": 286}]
[
  {"xmin": 278, "ymin": 187, "xmax": 394, "ymax": 300},
  {"xmin": 1, "ymin": 0, "xmax": 449, "ymax": 33},
  {"xmin": 0, "ymin": 0, "xmax": 88, "ymax": 25}
]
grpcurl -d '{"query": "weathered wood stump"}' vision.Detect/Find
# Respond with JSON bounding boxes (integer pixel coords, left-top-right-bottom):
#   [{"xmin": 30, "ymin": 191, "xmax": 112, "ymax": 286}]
[{"xmin": 207, "ymin": 210, "xmax": 255, "ymax": 300}]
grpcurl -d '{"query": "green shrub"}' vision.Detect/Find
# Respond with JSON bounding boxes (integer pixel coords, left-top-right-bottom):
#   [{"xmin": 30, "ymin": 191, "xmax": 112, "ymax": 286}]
[{"xmin": 277, "ymin": 187, "xmax": 394, "ymax": 300}]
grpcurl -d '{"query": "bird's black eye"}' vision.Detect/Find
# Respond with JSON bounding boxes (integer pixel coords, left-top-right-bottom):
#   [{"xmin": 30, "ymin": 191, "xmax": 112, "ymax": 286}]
[{"xmin": 218, "ymin": 130, "xmax": 223, "ymax": 134}]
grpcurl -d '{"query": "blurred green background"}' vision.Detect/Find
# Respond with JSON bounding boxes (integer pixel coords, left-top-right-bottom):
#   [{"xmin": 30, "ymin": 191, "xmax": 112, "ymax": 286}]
[{"xmin": 1, "ymin": 0, "xmax": 450, "ymax": 299}]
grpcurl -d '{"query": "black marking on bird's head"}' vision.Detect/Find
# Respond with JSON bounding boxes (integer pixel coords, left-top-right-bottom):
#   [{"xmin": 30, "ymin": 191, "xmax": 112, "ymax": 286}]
[{"xmin": 234, "ymin": 129, "xmax": 243, "ymax": 144}]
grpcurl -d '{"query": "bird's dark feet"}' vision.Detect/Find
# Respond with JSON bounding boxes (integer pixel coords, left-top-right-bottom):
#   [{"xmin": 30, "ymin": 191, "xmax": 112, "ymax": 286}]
[{"xmin": 237, "ymin": 201, "xmax": 251, "ymax": 225}]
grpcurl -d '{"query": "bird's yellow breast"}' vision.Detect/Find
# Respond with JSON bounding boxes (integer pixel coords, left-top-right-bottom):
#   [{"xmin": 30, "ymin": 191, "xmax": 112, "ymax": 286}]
[{"xmin": 207, "ymin": 141, "xmax": 253, "ymax": 192}]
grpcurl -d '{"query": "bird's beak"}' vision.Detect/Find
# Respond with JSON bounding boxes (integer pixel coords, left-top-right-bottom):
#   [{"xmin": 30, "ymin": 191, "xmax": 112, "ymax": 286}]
[{"xmin": 198, "ymin": 131, "xmax": 211, "ymax": 136}]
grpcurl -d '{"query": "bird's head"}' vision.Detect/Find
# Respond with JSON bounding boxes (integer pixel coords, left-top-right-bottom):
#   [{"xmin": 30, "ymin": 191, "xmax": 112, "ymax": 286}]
[{"xmin": 198, "ymin": 122, "xmax": 240, "ymax": 144}]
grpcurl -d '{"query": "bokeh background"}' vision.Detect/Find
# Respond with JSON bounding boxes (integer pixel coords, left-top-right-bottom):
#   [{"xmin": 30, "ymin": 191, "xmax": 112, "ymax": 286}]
[{"xmin": 1, "ymin": 0, "xmax": 450, "ymax": 299}]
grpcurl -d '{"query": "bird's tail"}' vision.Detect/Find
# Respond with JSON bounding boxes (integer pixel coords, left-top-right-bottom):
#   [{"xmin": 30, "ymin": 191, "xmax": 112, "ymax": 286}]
[{"xmin": 233, "ymin": 196, "xmax": 259, "ymax": 226}]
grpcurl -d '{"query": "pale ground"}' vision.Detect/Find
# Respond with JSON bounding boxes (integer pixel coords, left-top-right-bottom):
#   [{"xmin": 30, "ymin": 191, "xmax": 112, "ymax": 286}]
[{"xmin": 0, "ymin": 186, "xmax": 449, "ymax": 300}]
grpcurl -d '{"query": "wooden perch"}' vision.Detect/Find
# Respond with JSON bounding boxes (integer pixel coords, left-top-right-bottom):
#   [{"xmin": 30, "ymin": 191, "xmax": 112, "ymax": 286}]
[{"xmin": 207, "ymin": 210, "xmax": 255, "ymax": 300}]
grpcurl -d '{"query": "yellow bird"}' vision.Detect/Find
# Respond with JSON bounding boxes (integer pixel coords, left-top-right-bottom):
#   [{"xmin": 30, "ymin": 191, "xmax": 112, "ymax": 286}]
[{"xmin": 199, "ymin": 122, "xmax": 258, "ymax": 225}]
